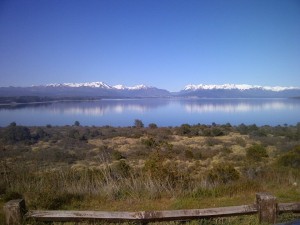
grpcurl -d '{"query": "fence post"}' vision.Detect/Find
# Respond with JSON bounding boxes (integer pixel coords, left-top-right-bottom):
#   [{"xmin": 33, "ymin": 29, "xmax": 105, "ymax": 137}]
[
  {"xmin": 256, "ymin": 193, "xmax": 277, "ymax": 224},
  {"xmin": 3, "ymin": 199, "xmax": 26, "ymax": 225}
]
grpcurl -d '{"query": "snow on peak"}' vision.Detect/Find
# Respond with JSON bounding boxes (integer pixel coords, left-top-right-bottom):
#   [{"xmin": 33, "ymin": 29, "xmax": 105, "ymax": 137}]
[
  {"xmin": 113, "ymin": 85, "xmax": 127, "ymax": 90},
  {"xmin": 128, "ymin": 84, "xmax": 149, "ymax": 90},
  {"xmin": 45, "ymin": 82, "xmax": 152, "ymax": 90},
  {"xmin": 46, "ymin": 82, "xmax": 113, "ymax": 89},
  {"xmin": 183, "ymin": 84, "xmax": 299, "ymax": 92},
  {"xmin": 113, "ymin": 84, "xmax": 150, "ymax": 90}
]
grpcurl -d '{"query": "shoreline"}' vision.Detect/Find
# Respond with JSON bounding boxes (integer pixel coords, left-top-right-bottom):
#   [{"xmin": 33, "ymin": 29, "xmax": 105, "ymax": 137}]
[{"xmin": 0, "ymin": 96, "xmax": 298, "ymax": 106}]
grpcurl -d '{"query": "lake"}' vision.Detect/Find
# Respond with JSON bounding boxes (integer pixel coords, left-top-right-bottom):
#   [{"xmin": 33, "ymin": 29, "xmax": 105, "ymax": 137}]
[{"xmin": 0, "ymin": 98, "xmax": 300, "ymax": 127}]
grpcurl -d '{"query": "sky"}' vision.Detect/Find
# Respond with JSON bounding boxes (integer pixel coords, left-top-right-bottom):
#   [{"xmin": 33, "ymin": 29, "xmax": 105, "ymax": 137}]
[{"xmin": 0, "ymin": 0, "xmax": 300, "ymax": 91}]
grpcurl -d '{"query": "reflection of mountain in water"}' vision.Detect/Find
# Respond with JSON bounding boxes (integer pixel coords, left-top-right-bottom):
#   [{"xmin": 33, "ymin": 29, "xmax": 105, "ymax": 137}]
[
  {"xmin": 1, "ymin": 98, "xmax": 300, "ymax": 127},
  {"xmin": 0, "ymin": 99, "xmax": 171, "ymax": 116},
  {"xmin": 181, "ymin": 99, "xmax": 300, "ymax": 113}
]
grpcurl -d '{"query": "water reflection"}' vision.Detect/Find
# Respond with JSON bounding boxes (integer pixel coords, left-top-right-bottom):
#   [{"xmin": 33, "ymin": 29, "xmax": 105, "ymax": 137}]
[
  {"xmin": 180, "ymin": 99, "xmax": 299, "ymax": 113},
  {"xmin": 0, "ymin": 99, "xmax": 170, "ymax": 115},
  {"xmin": 49, "ymin": 101, "xmax": 161, "ymax": 116},
  {"xmin": 0, "ymin": 98, "xmax": 300, "ymax": 126}
]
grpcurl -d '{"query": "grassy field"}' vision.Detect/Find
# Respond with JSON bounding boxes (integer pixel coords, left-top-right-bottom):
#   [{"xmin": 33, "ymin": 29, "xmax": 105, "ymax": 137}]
[{"xmin": 1, "ymin": 122, "xmax": 300, "ymax": 224}]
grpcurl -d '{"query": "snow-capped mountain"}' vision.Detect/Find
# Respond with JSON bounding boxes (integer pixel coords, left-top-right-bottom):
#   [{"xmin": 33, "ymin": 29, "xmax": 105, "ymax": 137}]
[
  {"xmin": 179, "ymin": 84, "xmax": 300, "ymax": 98},
  {"xmin": 0, "ymin": 82, "xmax": 170, "ymax": 98},
  {"xmin": 46, "ymin": 81, "xmax": 113, "ymax": 89},
  {"xmin": 113, "ymin": 84, "xmax": 150, "ymax": 90},
  {"xmin": 44, "ymin": 82, "xmax": 151, "ymax": 90},
  {"xmin": 183, "ymin": 84, "xmax": 299, "ymax": 92},
  {"xmin": 1, "ymin": 82, "xmax": 300, "ymax": 99}
]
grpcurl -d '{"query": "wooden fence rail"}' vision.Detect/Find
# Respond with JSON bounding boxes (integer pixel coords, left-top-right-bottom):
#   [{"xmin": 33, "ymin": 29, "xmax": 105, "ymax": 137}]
[{"xmin": 3, "ymin": 193, "xmax": 300, "ymax": 225}]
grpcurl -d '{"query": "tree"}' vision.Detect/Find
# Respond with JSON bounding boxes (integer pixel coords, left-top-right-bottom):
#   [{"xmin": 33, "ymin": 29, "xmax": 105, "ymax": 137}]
[
  {"xmin": 74, "ymin": 121, "xmax": 80, "ymax": 126},
  {"xmin": 134, "ymin": 119, "xmax": 144, "ymax": 128}
]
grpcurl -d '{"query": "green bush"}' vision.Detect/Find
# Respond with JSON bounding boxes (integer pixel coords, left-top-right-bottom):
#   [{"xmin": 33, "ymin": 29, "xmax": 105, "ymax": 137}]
[
  {"xmin": 2, "ymin": 123, "xmax": 31, "ymax": 144},
  {"xmin": 207, "ymin": 164, "xmax": 240, "ymax": 185},
  {"xmin": 32, "ymin": 127, "xmax": 49, "ymax": 140},
  {"xmin": 148, "ymin": 123, "xmax": 158, "ymax": 129},
  {"xmin": 134, "ymin": 119, "xmax": 144, "ymax": 128},
  {"xmin": 211, "ymin": 127, "xmax": 224, "ymax": 136},
  {"xmin": 277, "ymin": 146, "xmax": 300, "ymax": 168},
  {"xmin": 68, "ymin": 129, "xmax": 87, "ymax": 141},
  {"xmin": 74, "ymin": 121, "xmax": 80, "ymax": 126},
  {"xmin": 144, "ymin": 152, "xmax": 179, "ymax": 183},
  {"xmin": 178, "ymin": 124, "xmax": 191, "ymax": 135},
  {"xmin": 246, "ymin": 144, "xmax": 268, "ymax": 161},
  {"xmin": 141, "ymin": 137, "xmax": 158, "ymax": 148}
]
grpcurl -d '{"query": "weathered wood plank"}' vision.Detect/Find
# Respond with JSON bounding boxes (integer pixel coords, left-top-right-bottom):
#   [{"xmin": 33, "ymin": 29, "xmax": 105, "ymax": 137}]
[
  {"xmin": 278, "ymin": 203, "xmax": 300, "ymax": 213},
  {"xmin": 25, "ymin": 204, "xmax": 257, "ymax": 222}
]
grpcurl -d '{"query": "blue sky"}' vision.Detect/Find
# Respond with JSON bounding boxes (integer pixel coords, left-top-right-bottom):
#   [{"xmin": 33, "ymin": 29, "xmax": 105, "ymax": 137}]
[{"xmin": 0, "ymin": 0, "xmax": 299, "ymax": 91}]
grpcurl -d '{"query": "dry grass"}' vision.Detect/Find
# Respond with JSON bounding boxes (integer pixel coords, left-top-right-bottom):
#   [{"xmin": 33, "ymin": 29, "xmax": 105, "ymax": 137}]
[{"xmin": 1, "ymin": 124, "xmax": 300, "ymax": 224}]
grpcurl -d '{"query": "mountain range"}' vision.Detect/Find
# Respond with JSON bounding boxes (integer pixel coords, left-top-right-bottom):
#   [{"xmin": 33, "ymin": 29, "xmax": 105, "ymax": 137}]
[
  {"xmin": 0, "ymin": 82, "xmax": 170, "ymax": 98},
  {"xmin": 1, "ymin": 82, "xmax": 300, "ymax": 99}
]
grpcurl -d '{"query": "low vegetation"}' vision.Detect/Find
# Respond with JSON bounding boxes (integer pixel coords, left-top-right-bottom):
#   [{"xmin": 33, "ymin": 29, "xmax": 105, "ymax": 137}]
[{"xmin": 1, "ymin": 121, "xmax": 300, "ymax": 224}]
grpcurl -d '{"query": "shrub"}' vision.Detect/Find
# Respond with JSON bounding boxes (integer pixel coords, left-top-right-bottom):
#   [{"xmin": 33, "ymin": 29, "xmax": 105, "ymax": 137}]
[
  {"xmin": 148, "ymin": 123, "xmax": 158, "ymax": 129},
  {"xmin": 144, "ymin": 152, "xmax": 162, "ymax": 178},
  {"xmin": 182, "ymin": 147, "xmax": 202, "ymax": 160},
  {"xmin": 74, "ymin": 121, "xmax": 80, "ymax": 126},
  {"xmin": 112, "ymin": 150, "xmax": 125, "ymax": 160},
  {"xmin": 205, "ymin": 137, "xmax": 221, "ymax": 146},
  {"xmin": 32, "ymin": 127, "xmax": 48, "ymax": 140},
  {"xmin": 277, "ymin": 146, "xmax": 300, "ymax": 168},
  {"xmin": 235, "ymin": 137, "xmax": 246, "ymax": 147},
  {"xmin": 237, "ymin": 123, "xmax": 248, "ymax": 135},
  {"xmin": 207, "ymin": 164, "xmax": 240, "ymax": 185},
  {"xmin": 211, "ymin": 127, "xmax": 224, "ymax": 136},
  {"xmin": 112, "ymin": 160, "xmax": 131, "ymax": 177},
  {"xmin": 141, "ymin": 137, "xmax": 158, "ymax": 148},
  {"xmin": 68, "ymin": 129, "xmax": 86, "ymax": 141},
  {"xmin": 144, "ymin": 153, "xmax": 168, "ymax": 180},
  {"xmin": 178, "ymin": 124, "xmax": 191, "ymax": 135},
  {"xmin": 246, "ymin": 144, "xmax": 268, "ymax": 161},
  {"xmin": 134, "ymin": 119, "xmax": 144, "ymax": 128},
  {"xmin": 2, "ymin": 124, "xmax": 31, "ymax": 144}
]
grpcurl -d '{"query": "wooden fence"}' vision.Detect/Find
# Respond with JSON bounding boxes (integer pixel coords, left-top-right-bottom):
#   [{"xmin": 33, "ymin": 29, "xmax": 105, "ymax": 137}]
[{"xmin": 3, "ymin": 193, "xmax": 300, "ymax": 225}]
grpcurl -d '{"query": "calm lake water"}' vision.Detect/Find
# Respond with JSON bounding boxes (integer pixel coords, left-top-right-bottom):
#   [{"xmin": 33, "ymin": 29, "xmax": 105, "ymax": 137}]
[{"xmin": 0, "ymin": 98, "xmax": 300, "ymax": 127}]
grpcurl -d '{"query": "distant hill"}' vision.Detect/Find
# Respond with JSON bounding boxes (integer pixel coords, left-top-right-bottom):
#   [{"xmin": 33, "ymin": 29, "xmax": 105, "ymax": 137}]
[
  {"xmin": 0, "ymin": 82, "xmax": 171, "ymax": 98},
  {"xmin": 177, "ymin": 84, "xmax": 300, "ymax": 98},
  {"xmin": 1, "ymin": 82, "xmax": 300, "ymax": 100}
]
